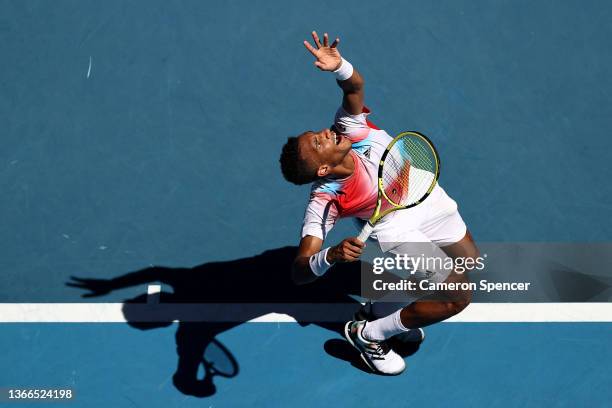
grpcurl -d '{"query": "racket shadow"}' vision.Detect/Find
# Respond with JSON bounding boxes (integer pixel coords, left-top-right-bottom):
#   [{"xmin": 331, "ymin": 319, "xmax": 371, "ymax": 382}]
[
  {"xmin": 173, "ymin": 324, "xmax": 240, "ymax": 398},
  {"xmin": 66, "ymin": 246, "xmax": 365, "ymax": 398}
]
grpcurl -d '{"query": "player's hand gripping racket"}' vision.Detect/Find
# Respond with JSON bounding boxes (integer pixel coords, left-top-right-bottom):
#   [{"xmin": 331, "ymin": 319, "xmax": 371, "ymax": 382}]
[{"xmin": 357, "ymin": 131, "xmax": 440, "ymax": 242}]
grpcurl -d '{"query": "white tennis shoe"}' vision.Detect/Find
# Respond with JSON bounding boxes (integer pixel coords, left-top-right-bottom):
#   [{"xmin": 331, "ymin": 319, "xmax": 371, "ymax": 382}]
[
  {"xmin": 353, "ymin": 304, "xmax": 426, "ymax": 345},
  {"xmin": 344, "ymin": 320, "xmax": 406, "ymax": 375}
]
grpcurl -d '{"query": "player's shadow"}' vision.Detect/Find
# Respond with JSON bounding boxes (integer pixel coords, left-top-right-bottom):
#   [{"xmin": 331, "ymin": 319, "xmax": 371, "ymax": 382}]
[{"xmin": 67, "ymin": 246, "xmax": 395, "ymax": 397}]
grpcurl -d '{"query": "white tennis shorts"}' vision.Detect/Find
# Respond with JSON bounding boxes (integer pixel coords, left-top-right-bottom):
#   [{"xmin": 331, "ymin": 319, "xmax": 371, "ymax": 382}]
[
  {"xmin": 360, "ymin": 183, "xmax": 467, "ymax": 251},
  {"xmin": 356, "ymin": 184, "xmax": 468, "ymax": 315}
]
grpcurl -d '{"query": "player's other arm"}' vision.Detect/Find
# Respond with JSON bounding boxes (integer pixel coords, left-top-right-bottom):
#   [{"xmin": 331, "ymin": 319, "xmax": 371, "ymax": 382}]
[
  {"xmin": 292, "ymin": 235, "xmax": 365, "ymax": 285},
  {"xmin": 303, "ymin": 31, "xmax": 364, "ymax": 115}
]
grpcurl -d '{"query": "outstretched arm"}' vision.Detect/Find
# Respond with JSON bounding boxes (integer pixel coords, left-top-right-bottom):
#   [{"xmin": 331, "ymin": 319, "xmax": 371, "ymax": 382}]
[{"xmin": 303, "ymin": 31, "xmax": 365, "ymax": 115}]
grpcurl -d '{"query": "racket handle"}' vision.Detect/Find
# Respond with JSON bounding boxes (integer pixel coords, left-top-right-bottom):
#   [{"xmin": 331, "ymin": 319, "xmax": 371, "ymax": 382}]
[{"xmin": 357, "ymin": 222, "xmax": 374, "ymax": 243}]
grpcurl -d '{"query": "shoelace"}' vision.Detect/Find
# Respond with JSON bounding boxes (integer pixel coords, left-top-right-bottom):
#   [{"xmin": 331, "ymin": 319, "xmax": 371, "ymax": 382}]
[
  {"xmin": 363, "ymin": 339, "xmax": 390, "ymax": 360},
  {"xmin": 354, "ymin": 322, "xmax": 391, "ymax": 361}
]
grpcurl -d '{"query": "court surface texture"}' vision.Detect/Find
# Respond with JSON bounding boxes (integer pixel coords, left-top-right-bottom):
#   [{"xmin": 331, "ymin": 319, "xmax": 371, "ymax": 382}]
[{"xmin": 1, "ymin": 1, "xmax": 611, "ymax": 406}]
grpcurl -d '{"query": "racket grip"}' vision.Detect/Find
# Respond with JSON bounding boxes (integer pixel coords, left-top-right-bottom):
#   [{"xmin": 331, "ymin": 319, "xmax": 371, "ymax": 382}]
[{"xmin": 357, "ymin": 222, "xmax": 374, "ymax": 243}]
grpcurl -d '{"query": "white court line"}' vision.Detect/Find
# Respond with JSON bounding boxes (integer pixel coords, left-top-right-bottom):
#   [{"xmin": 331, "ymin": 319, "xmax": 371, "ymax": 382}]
[
  {"xmin": 146, "ymin": 284, "xmax": 161, "ymax": 304},
  {"xmin": 0, "ymin": 303, "xmax": 611, "ymax": 323}
]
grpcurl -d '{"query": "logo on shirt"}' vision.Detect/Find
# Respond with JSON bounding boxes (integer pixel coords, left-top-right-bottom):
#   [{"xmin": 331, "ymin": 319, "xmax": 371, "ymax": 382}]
[{"xmin": 363, "ymin": 147, "xmax": 371, "ymax": 159}]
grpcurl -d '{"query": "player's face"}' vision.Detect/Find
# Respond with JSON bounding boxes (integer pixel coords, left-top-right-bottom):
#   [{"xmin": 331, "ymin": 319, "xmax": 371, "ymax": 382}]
[{"xmin": 298, "ymin": 128, "xmax": 352, "ymax": 177}]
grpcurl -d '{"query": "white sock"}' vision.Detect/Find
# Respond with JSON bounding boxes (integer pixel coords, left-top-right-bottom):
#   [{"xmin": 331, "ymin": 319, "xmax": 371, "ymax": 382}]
[{"xmin": 361, "ymin": 309, "xmax": 410, "ymax": 341}]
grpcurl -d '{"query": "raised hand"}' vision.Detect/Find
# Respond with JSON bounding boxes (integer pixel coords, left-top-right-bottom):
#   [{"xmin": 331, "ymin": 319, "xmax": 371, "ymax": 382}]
[{"xmin": 303, "ymin": 31, "xmax": 342, "ymax": 71}]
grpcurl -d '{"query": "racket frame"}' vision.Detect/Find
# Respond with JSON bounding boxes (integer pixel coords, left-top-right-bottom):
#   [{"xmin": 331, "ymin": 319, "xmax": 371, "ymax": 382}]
[{"xmin": 357, "ymin": 131, "xmax": 440, "ymax": 242}]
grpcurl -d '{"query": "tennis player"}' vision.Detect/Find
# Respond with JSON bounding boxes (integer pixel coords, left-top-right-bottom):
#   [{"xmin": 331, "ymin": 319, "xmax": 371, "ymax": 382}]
[{"xmin": 279, "ymin": 32, "xmax": 479, "ymax": 375}]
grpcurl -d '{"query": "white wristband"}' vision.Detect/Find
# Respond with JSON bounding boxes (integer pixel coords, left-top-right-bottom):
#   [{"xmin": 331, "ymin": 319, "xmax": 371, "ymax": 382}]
[
  {"xmin": 333, "ymin": 58, "xmax": 354, "ymax": 81},
  {"xmin": 309, "ymin": 247, "xmax": 333, "ymax": 277}
]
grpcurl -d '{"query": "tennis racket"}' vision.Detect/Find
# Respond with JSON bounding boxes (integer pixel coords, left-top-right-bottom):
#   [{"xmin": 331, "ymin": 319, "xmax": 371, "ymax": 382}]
[{"xmin": 357, "ymin": 131, "xmax": 440, "ymax": 242}]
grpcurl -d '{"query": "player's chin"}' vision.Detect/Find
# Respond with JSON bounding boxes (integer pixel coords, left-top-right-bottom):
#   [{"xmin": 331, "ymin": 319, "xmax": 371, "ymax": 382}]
[
  {"xmin": 338, "ymin": 136, "xmax": 351, "ymax": 150},
  {"xmin": 334, "ymin": 145, "xmax": 349, "ymax": 157}
]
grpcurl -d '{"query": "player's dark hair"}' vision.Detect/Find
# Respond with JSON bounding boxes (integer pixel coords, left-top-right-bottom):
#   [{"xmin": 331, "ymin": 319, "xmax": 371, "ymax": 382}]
[{"xmin": 279, "ymin": 136, "xmax": 318, "ymax": 185}]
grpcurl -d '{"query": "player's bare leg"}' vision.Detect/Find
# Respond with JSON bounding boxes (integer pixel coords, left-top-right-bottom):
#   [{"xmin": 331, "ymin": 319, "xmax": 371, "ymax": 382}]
[
  {"xmin": 346, "ymin": 232, "xmax": 478, "ymax": 374},
  {"xmin": 398, "ymin": 231, "xmax": 478, "ymax": 329}
]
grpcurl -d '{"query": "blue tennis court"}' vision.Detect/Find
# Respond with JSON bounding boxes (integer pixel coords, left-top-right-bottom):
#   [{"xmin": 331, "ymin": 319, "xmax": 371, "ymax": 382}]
[{"xmin": 1, "ymin": 0, "xmax": 611, "ymax": 406}]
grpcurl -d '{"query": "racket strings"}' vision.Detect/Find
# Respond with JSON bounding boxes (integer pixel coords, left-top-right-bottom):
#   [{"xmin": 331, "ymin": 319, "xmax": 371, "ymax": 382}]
[
  {"xmin": 382, "ymin": 136, "xmax": 436, "ymax": 207},
  {"xmin": 405, "ymin": 141, "xmax": 435, "ymax": 202}
]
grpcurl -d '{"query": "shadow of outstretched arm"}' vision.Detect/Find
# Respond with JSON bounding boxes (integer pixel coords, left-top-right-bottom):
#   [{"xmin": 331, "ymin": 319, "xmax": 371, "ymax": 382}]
[
  {"xmin": 67, "ymin": 246, "xmax": 364, "ymax": 323},
  {"xmin": 65, "ymin": 246, "xmax": 367, "ymax": 398}
]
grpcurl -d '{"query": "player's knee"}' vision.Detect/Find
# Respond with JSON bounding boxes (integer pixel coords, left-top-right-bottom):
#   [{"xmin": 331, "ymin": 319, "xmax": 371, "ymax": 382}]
[
  {"xmin": 445, "ymin": 288, "xmax": 472, "ymax": 316},
  {"xmin": 457, "ymin": 289, "xmax": 472, "ymax": 311},
  {"xmin": 445, "ymin": 300, "xmax": 468, "ymax": 316}
]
